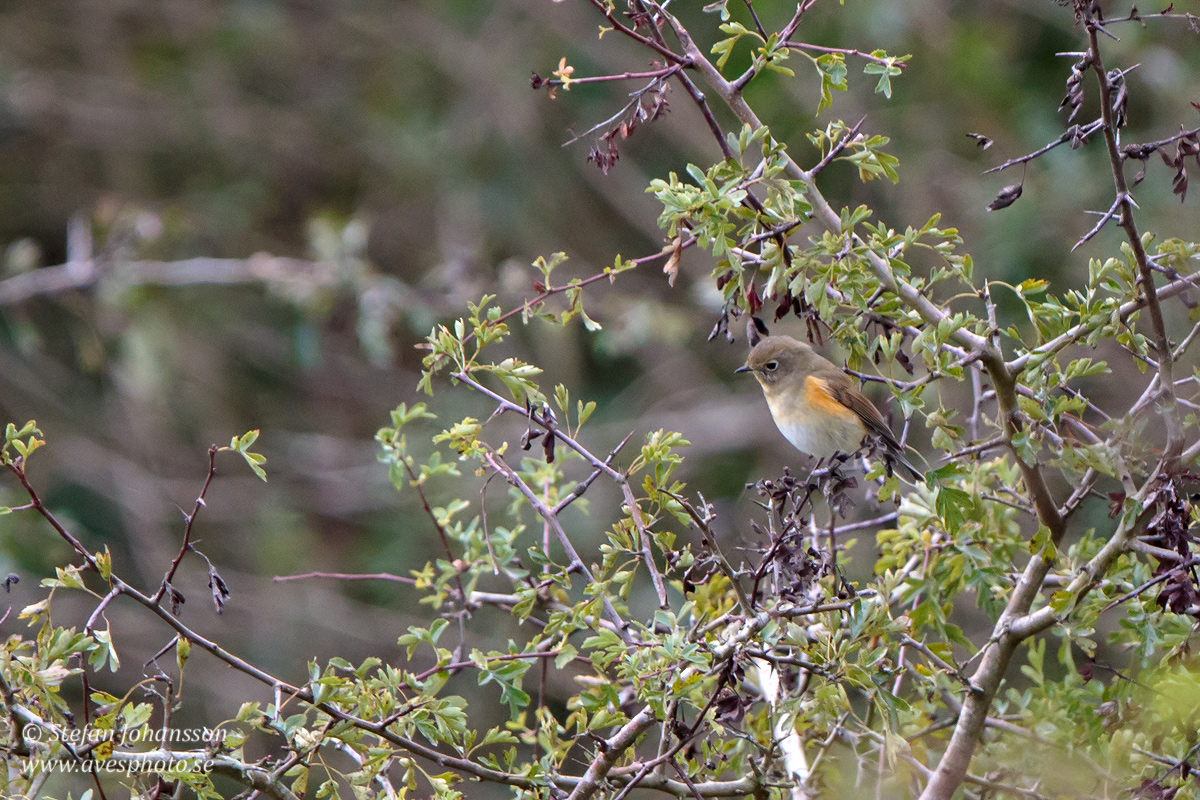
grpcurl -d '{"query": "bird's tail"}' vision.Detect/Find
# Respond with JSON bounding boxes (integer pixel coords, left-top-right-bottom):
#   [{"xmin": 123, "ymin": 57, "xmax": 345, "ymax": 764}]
[{"xmin": 887, "ymin": 449, "xmax": 926, "ymax": 483}]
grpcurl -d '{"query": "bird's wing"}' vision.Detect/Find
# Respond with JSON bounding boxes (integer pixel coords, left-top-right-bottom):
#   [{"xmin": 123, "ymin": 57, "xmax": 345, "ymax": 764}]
[
  {"xmin": 825, "ymin": 378, "xmax": 904, "ymax": 451},
  {"xmin": 827, "ymin": 376, "xmax": 925, "ymax": 480}
]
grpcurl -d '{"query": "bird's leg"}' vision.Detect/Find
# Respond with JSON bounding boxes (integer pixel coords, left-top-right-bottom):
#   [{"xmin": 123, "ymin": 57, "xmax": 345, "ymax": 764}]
[
  {"xmin": 827, "ymin": 510, "xmax": 856, "ymax": 599},
  {"xmin": 807, "ymin": 512, "xmax": 821, "ymax": 554}
]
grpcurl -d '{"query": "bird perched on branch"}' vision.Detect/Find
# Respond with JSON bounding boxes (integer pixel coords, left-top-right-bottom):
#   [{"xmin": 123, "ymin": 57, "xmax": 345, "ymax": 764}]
[{"xmin": 737, "ymin": 321, "xmax": 924, "ymax": 482}]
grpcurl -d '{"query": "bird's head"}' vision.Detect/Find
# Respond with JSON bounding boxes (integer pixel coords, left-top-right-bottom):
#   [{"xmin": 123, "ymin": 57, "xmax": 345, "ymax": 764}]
[{"xmin": 735, "ymin": 336, "xmax": 819, "ymax": 390}]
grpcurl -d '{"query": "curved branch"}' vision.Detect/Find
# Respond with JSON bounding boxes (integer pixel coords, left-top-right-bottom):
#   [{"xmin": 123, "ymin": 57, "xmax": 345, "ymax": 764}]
[
  {"xmin": 0, "ymin": 256, "xmax": 334, "ymax": 306},
  {"xmin": 1085, "ymin": 22, "xmax": 1183, "ymax": 464},
  {"xmin": 567, "ymin": 706, "xmax": 660, "ymax": 800}
]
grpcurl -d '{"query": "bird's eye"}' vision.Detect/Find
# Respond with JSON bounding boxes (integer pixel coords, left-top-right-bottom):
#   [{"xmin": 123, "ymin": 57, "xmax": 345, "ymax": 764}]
[{"xmin": 764, "ymin": 360, "xmax": 778, "ymax": 371}]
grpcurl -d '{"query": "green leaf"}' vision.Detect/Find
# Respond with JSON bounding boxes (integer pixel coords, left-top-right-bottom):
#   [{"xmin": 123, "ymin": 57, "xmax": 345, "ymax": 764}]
[
  {"xmin": 176, "ymin": 637, "xmax": 191, "ymax": 671},
  {"xmin": 532, "ymin": 252, "xmax": 569, "ymax": 281},
  {"xmin": 934, "ymin": 486, "xmax": 971, "ymax": 531},
  {"xmin": 231, "ymin": 429, "xmax": 268, "ymax": 481},
  {"xmin": 555, "ymin": 644, "xmax": 578, "ymax": 669},
  {"xmin": 89, "ymin": 627, "xmax": 120, "ymax": 672},
  {"xmin": 1029, "ymin": 524, "xmax": 1056, "ymax": 562},
  {"xmin": 577, "ymin": 400, "xmax": 596, "ymax": 427},
  {"xmin": 242, "ymin": 450, "xmax": 268, "ymax": 482},
  {"xmin": 711, "ymin": 22, "xmax": 754, "ymax": 71},
  {"xmin": 46, "ymin": 565, "xmax": 87, "ymax": 590},
  {"xmin": 814, "ymin": 53, "xmax": 848, "ymax": 113},
  {"xmin": 96, "ymin": 546, "xmax": 112, "ymax": 581}
]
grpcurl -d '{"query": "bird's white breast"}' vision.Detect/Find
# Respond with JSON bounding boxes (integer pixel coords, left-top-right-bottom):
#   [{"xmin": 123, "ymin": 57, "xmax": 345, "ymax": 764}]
[{"xmin": 772, "ymin": 415, "xmax": 864, "ymax": 459}]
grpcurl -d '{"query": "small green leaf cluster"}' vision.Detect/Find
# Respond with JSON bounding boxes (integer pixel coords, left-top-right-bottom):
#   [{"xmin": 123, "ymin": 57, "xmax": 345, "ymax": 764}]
[
  {"xmin": 807, "ymin": 122, "xmax": 901, "ymax": 184},
  {"xmin": 228, "ymin": 429, "xmax": 268, "ymax": 482},
  {"xmin": 712, "ymin": 21, "xmax": 796, "ymax": 79},
  {"xmin": 376, "ymin": 402, "xmax": 452, "ymax": 491},
  {"xmin": 1, "ymin": 420, "xmax": 44, "ymax": 467},
  {"xmin": 709, "ymin": 15, "xmax": 906, "ymax": 115}
]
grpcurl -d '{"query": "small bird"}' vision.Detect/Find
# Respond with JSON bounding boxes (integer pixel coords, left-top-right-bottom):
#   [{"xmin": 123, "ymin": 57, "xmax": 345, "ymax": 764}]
[{"xmin": 737, "ymin": 329, "xmax": 924, "ymax": 481}]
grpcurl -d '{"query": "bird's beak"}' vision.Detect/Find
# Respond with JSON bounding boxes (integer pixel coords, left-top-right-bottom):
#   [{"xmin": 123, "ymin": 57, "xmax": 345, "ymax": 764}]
[{"xmin": 734, "ymin": 365, "xmax": 751, "ymax": 374}]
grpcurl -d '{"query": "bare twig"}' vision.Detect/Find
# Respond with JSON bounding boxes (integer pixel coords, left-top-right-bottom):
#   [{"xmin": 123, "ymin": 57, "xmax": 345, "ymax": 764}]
[
  {"xmin": 1072, "ymin": 192, "xmax": 1127, "ymax": 250},
  {"xmin": 273, "ymin": 571, "xmax": 416, "ymax": 584},
  {"xmin": 781, "ymin": 42, "xmax": 908, "ymax": 67},
  {"xmin": 809, "ymin": 116, "xmax": 867, "ymax": 177},
  {"xmin": 152, "ymin": 445, "xmax": 220, "ymax": 605},
  {"xmin": 0, "ymin": 256, "xmax": 336, "ymax": 307},
  {"xmin": 983, "ymin": 119, "xmax": 1105, "ymax": 174}
]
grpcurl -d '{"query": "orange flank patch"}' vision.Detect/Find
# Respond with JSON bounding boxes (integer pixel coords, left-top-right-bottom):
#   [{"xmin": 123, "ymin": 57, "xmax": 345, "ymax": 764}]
[{"xmin": 804, "ymin": 377, "xmax": 859, "ymax": 422}]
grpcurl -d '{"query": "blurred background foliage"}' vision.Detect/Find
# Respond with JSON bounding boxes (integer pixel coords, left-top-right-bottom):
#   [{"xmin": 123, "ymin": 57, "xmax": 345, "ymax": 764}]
[{"xmin": 0, "ymin": 0, "xmax": 1197, "ymax": 771}]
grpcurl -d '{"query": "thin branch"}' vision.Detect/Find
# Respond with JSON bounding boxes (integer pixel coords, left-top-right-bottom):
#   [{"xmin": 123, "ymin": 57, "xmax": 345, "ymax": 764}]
[
  {"xmin": 1007, "ymin": 271, "xmax": 1200, "ymax": 373},
  {"xmin": 552, "ymin": 430, "xmax": 634, "ymax": 515},
  {"xmin": 1058, "ymin": 468, "xmax": 1100, "ymax": 520},
  {"xmin": 781, "ymin": 42, "xmax": 908, "ymax": 67},
  {"xmin": 481, "ymin": 448, "xmax": 631, "ymax": 637},
  {"xmin": 152, "ymin": 445, "xmax": 220, "ymax": 605},
  {"xmin": 0, "ymin": 256, "xmax": 335, "ymax": 307},
  {"xmin": 400, "ymin": 458, "xmax": 469, "ymax": 608},
  {"xmin": 742, "ymin": 0, "xmax": 767, "ymax": 40},
  {"xmin": 1121, "ymin": 124, "xmax": 1200, "ymax": 159},
  {"xmin": 1072, "ymin": 192, "xmax": 1126, "ymax": 251},
  {"xmin": 1086, "ymin": 21, "xmax": 1183, "ymax": 463},
  {"xmin": 666, "ymin": 490, "xmax": 752, "ymax": 613},
  {"xmin": 809, "ymin": 116, "xmax": 867, "ymax": 177},
  {"xmin": 545, "ymin": 66, "xmax": 681, "ymax": 89},
  {"xmin": 451, "ymin": 371, "xmax": 669, "ymax": 609},
  {"xmin": 272, "ymin": 571, "xmax": 416, "ymax": 584},
  {"xmin": 1098, "ymin": 560, "xmax": 1195, "ymax": 615},
  {"xmin": 900, "ymin": 635, "xmax": 968, "ymax": 688},
  {"xmin": 561, "ymin": 68, "xmax": 683, "ymax": 146},
  {"xmin": 984, "ymin": 119, "xmax": 1106, "ymax": 174},
  {"xmin": 412, "ymin": 648, "xmax": 570, "ymax": 684},
  {"xmin": 0, "ymin": 670, "xmax": 31, "ymax": 757},
  {"xmin": 433, "ymin": 236, "xmax": 695, "ymax": 362},
  {"xmin": 1172, "ymin": 297, "xmax": 1200, "ymax": 361},
  {"xmin": 584, "ymin": 0, "xmax": 689, "ymax": 65}
]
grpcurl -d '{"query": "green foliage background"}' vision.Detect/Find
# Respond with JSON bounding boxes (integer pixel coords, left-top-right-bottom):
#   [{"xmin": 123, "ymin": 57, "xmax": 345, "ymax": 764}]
[{"xmin": 1, "ymin": 1, "xmax": 1199, "ymax": 797}]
